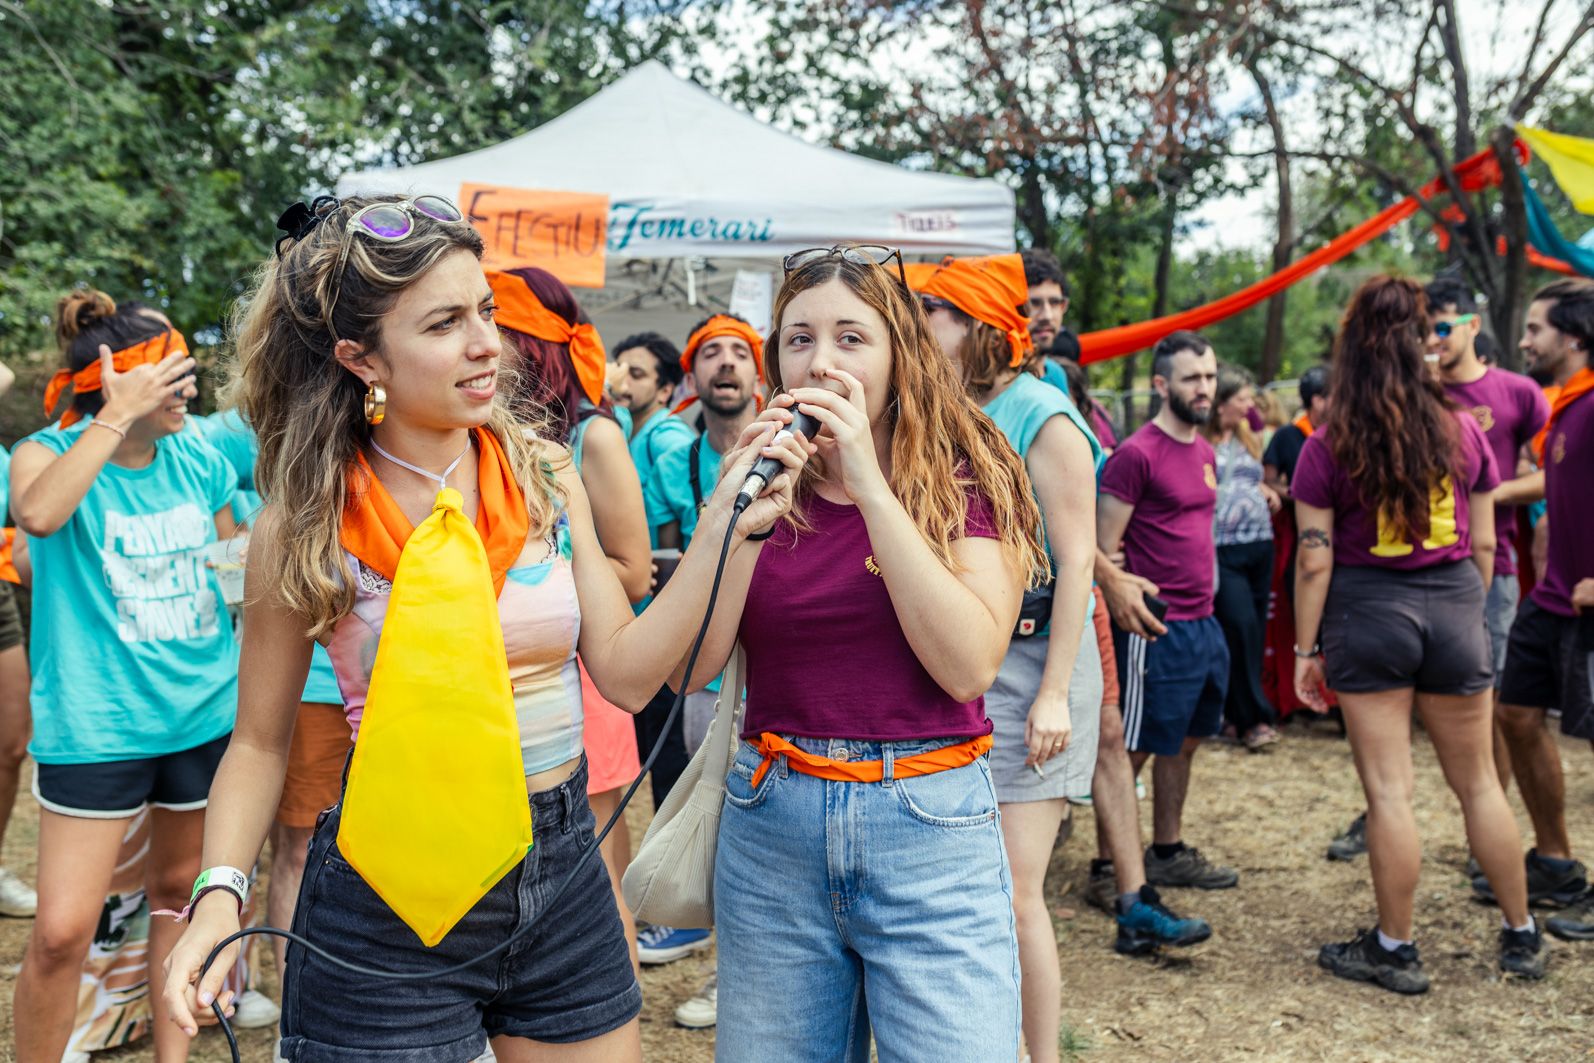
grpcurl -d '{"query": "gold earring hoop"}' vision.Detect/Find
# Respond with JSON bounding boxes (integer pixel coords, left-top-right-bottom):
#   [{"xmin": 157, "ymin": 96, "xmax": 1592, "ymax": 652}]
[{"xmin": 364, "ymin": 383, "xmax": 386, "ymax": 426}]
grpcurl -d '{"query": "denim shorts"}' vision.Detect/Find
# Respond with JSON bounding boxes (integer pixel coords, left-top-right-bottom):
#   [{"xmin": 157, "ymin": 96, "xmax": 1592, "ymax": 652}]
[
  {"xmin": 714, "ymin": 735, "xmax": 1020, "ymax": 1063},
  {"xmin": 278, "ymin": 758, "xmax": 640, "ymax": 1061}
]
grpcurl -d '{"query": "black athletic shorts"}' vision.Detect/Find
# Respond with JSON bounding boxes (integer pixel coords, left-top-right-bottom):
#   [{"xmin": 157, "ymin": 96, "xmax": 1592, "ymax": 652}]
[
  {"xmin": 33, "ymin": 732, "xmax": 230, "ymax": 819},
  {"xmin": 1321, "ymin": 561, "xmax": 1493, "ymax": 696},
  {"xmin": 1499, "ymin": 597, "xmax": 1594, "ymax": 740},
  {"xmin": 0, "ymin": 582, "xmax": 22, "ymax": 654}
]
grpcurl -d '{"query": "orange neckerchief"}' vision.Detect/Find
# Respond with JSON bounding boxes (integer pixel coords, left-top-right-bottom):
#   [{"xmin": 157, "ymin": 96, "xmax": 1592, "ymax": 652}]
[
  {"xmin": 749, "ymin": 732, "xmax": 994, "ymax": 788},
  {"xmin": 1541, "ymin": 368, "xmax": 1594, "ymax": 457},
  {"xmin": 485, "ymin": 270, "xmax": 606, "ymax": 406},
  {"xmin": 908, "ymin": 254, "xmax": 1033, "ymax": 367},
  {"xmin": 682, "ymin": 315, "xmax": 765, "ymax": 380},
  {"xmin": 0, "ymin": 529, "xmax": 18, "ymax": 586},
  {"xmin": 45, "ymin": 329, "xmax": 188, "ymax": 427},
  {"xmin": 1292, "ymin": 412, "xmax": 1314, "ymax": 437},
  {"xmin": 340, "ymin": 427, "xmax": 530, "ymax": 594},
  {"xmin": 1533, "ymin": 382, "xmax": 1566, "ymax": 460}
]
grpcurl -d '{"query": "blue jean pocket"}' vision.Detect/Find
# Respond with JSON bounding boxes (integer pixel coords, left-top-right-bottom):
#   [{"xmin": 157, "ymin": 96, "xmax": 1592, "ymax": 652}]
[
  {"xmin": 894, "ymin": 760, "xmax": 999, "ymax": 828},
  {"xmin": 724, "ymin": 743, "xmax": 778, "ymax": 809}
]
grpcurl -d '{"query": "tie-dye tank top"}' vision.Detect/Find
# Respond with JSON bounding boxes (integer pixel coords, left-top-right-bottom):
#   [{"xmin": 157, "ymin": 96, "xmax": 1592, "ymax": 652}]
[{"xmin": 323, "ymin": 508, "xmax": 584, "ymax": 776}]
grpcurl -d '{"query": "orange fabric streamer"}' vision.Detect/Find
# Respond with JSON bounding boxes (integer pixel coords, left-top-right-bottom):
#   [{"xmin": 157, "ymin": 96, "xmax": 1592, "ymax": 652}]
[
  {"xmin": 681, "ymin": 315, "xmax": 765, "ymax": 380},
  {"xmin": 1292, "ymin": 412, "xmax": 1314, "ymax": 437},
  {"xmin": 748, "ymin": 732, "xmax": 994, "ymax": 789},
  {"xmin": 44, "ymin": 330, "xmax": 189, "ymax": 427},
  {"xmin": 340, "ymin": 427, "xmax": 531, "ymax": 594},
  {"xmin": 486, "ymin": 270, "xmax": 607, "ymax": 406},
  {"xmin": 0, "ymin": 529, "xmax": 18, "ymax": 586},
  {"xmin": 1079, "ymin": 147, "xmax": 1514, "ymax": 365},
  {"xmin": 907, "ymin": 254, "xmax": 1033, "ymax": 367}
]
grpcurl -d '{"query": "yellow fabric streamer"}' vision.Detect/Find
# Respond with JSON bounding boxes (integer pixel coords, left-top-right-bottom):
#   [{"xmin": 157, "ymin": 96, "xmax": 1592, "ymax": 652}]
[
  {"xmin": 336, "ymin": 487, "xmax": 533, "ymax": 947},
  {"xmin": 1519, "ymin": 125, "xmax": 1594, "ymax": 214}
]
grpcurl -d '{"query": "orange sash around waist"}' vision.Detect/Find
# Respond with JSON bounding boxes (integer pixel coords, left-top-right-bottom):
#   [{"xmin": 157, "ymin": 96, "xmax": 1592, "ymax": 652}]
[{"xmin": 749, "ymin": 732, "xmax": 993, "ymax": 788}]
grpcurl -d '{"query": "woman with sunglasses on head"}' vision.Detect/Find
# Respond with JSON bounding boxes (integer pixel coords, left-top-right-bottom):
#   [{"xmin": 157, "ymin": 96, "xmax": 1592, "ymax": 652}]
[
  {"xmin": 674, "ymin": 245, "xmax": 1047, "ymax": 1062},
  {"xmin": 161, "ymin": 194, "xmax": 807, "ymax": 1062},
  {"xmin": 1293, "ymin": 275, "xmax": 1544, "ymax": 993},
  {"xmin": 914, "ymin": 254, "xmax": 1101, "ymax": 1063},
  {"xmin": 10, "ymin": 288, "xmax": 235, "ymax": 1063},
  {"xmin": 485, "ymin": 265, "xmax": 651, "ymax": 974}
]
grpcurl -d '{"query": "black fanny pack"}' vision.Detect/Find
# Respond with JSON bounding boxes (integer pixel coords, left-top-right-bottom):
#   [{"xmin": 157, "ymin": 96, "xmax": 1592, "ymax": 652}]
[{"xmin": 1015, "ymin": 582, "xmax": 1055, "ymax": 638}]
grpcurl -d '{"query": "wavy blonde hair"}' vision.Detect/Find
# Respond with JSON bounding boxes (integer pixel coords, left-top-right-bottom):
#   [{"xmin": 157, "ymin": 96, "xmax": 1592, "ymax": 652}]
[
  {"xmin": 951, "ymin": 310, "xmax": 1042, "ymax": 395},
  {"xmin": 227, "ymin": 195, "xmax": 558, "ymax": 636},
  {"xmin": 768, "ymin": 255, "xmax": 1049, "ymax": 588}
]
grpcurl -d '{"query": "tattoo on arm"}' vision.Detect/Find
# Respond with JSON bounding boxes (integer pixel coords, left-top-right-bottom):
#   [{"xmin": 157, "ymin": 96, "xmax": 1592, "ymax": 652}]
[{"xmin": 1301, "ymin": 528, "xmax": 1331, "ymax": 549}]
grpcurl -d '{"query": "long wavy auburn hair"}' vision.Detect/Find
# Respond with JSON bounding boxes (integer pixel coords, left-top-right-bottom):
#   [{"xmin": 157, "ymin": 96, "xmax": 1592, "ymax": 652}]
[
  {"xmin": 226, "ymin": 195, "xmax": 559, "ymax": 636},
  {"xmin": 1323, "ymin": 275, "xmax": 1461, "ymax": 544},
  {"xmin": 766, "ymin": 255, "xmax": 1049, "ymax": 588}
]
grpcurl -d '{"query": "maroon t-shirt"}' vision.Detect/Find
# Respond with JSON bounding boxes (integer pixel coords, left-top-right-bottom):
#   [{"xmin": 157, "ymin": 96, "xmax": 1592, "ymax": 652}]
[
  {"xmin": 1443, "ymin": 368, "xmax": 1549, "ymax": 576},
  {"xmin": 738, "ymin": 488, "xmax": 1000, "ymax": 741},
  {"xmin": 1532, "ymin": 390, "xmax": 1594, "ymax": 617},
  {"xmin": 1098, "ymin": 422, "xmax": 1218, "ymax": 621},
  {"xmin": 1291, "ymin": 413, "xmax": 1499, "ymax": 570}
]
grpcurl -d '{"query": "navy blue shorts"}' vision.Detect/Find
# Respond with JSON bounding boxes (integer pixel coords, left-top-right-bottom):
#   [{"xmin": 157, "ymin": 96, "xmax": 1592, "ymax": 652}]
[
  {"xmin": 33, "ymin": 733, "xmax": 229, "ymax": 819},
  {"xmin": 1113, "ymin": 616, "xmax": 1229, "ymax": 756},
  {"xmin": 278, "ymin": 758, "xmax": 640, "ymax": 1061}
]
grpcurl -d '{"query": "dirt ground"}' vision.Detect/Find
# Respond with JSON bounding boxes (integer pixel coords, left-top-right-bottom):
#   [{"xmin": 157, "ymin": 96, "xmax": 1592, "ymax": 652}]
[{"xmin": 2, "ymin": 716, "xmax": 1591, "ymax": 1062}]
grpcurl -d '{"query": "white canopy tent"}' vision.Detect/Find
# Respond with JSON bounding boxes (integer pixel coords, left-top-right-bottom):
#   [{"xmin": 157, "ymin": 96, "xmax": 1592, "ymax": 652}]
[{"xmin": 335, "ymin": 60, "xmax": 1015, "ymax": 262}]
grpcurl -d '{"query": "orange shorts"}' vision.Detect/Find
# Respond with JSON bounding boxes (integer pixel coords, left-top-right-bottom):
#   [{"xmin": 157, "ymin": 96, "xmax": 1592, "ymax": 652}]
[
  {"xmin": 579, "ymin": 660, "xmax": 641, "ymax": 794},
  {"xmin": 1092, "ymin": 587, "xmax": 1121, "ymax": 708},
  {"xmin": 275, "ymin": 701, "xmax": 353, "ymax": 829}
]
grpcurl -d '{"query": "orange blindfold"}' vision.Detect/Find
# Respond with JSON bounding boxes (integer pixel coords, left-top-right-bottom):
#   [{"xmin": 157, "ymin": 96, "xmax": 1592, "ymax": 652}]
[
  {"xmin": 908, "ymin": 254, "xmax": 1033, "ymax": 367},
  {"xmin": 45, "ymin": 329, "xmax": 189, "ymax": 428},
  {"xmin": 486, "ymin": 270, "xmax": 606, "ymax": 406}
]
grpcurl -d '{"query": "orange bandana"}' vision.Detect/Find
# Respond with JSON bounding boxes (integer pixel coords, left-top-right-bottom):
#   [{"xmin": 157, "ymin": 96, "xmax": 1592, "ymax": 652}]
[
  {"xmin": 1292, "ymin": 412, "xmax": 1314, "ymax": 437},
  {"xmin": 908, "ymin": 254, "xmax": 1033, "ymax": 367},
  {"xmin": 1533, "ymin": 383, "xmax": 1563, "ymax": 460},
  {"xmin": 340, "ymin": 427, "xmax": 531, "ymax": 594},
  {"xmin": 682, "ymin": 315, "xmax": 765, "ymax": 380},
  {"xmin": 45, "ymin": 329, "xmax": 188, "ymax": 427},
  {"xmin": 486, "ymin": 270, "xmax": 606, "ymax": 406},
  {"xmin": 1542, "ymin": 367, "xmax": 1594, "ymax": 457}
]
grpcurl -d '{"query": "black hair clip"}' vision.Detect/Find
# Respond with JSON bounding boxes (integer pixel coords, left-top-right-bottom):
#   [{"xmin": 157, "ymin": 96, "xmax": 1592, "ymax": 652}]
[{"xmin": 275, "ymin": 195, "xmax": 341, "ymax": 257}]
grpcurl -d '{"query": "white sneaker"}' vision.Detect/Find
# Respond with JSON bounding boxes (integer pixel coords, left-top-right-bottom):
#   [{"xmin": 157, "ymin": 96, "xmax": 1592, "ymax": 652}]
[
  {"xmin": 61, "ymin": 1051, "xmax": 89, "ymax": 1063},
  {"xmin": 231, "ymin": 989, "xmax": 281, "ymax": 1029},
  {"xmin": 673, "ymin": 975, "xmax": 717, "ymax": 1029},
  {"xmin": 0, "ymin": 867, "xmax": 37, "ymax": 917}
]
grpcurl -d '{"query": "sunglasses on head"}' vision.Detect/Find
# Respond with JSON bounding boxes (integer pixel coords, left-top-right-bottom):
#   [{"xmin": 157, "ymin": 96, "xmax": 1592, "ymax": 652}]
[
  {"xmin": 783, "ymin": 244, "xmax": 907, "ymax": 287},
  {"xmin": 325, "ymin": 195, "xmax": 466, "ymax": 339},
  {"xmin": 1433, "ymin": 313, "xmax": 1477, "ymax": 339}
]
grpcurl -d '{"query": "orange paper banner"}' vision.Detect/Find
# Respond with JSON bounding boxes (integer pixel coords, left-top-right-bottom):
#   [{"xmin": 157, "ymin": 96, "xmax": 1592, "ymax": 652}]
[{"xmin": 461, "ymin": 184, "xmax": 609, "ymax": 289}]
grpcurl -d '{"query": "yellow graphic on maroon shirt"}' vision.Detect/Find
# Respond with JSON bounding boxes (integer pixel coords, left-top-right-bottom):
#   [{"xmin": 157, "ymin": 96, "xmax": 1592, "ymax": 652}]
[
  {"xmin": 1370, "ymin": 476, "xmax": 1459, "ymax": 557},
  {"xmin": 1471, "ymin": 405, "xmax": 1495, "ymax": 432},
  {"xmin": 1202, "ymin": 462, "xmax": 1217, "ymax": 490},
  {"xmin": 1553, "ymin": 431, "xmax": 1567, "ymax": 464}
]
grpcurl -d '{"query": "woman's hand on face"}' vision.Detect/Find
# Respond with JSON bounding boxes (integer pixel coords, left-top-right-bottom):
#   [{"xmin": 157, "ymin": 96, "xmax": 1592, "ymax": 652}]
[
  {"xmin": 98, "ymin": 344, "xmax": 196, "ymax": 427},
  {"xmin": 706, "ymin": 399, "xmax": 817, "ymax": 541},
  {"xmin": 787, "ymin": 369, "xmax": 887, "ymax": 504}
]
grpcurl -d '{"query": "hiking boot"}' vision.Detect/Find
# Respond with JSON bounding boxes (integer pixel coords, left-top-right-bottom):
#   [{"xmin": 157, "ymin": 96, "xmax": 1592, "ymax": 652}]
[
  {"xmin": 1317, "ymin": 929, "xmax": 1430, "ymax": 995},
  {"xmin": 1084, "ymin": 861, "xmax": 1117, "ymax": 914},
  {"xmin": 1473, "ymin": 850, "xmax": 1588, "ymax": 909},
  {"xmin": 1545, "ymin": 889, "xmax": 1594, "ymax": 941},
  {"xmin": 1499, "ymin": 923, "xmax": 1548, "ymax": 979},
  {"xmin": 1326, "ymin": 813, "xmax": 1367, "ymax": 862},
  {"xmin": 1144, "ymin": 845, "xmax": 1238, "ymax": 889},
  {"xmin": 1114, "ymin": 885, "xmax": 1212, "ymax": 956},
  {"xmin": 1465, "ymin": 856, "xmax": 1482, "ymax": 881}
]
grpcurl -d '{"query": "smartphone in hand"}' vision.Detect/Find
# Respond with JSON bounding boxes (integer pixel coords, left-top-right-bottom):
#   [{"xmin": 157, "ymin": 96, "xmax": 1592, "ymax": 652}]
[{"xmin": 1143, "ymin": 593, "xmax": 1170, "ymax": 625}]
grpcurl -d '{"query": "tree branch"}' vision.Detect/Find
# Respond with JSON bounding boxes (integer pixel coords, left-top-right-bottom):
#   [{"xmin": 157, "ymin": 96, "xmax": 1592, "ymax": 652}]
[{"xmin": 1510, "ymin": 0, "xmax": 1594, "ymax": 120}]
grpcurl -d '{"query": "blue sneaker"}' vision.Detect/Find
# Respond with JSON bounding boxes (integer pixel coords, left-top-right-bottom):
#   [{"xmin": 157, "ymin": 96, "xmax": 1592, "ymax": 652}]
[
  {"xmin": 1115, "ymin": 886, "xmax": 1212, "ymax": 956},
  {"xmin": 637, "ymin": 924, "xmax": 712, "ymax": 965}
]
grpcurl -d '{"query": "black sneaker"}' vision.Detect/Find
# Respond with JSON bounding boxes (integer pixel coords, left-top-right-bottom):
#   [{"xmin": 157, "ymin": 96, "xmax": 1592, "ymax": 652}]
[
  {"xmin": 1545, "ymin": 890, "xmax": 1594, "ymax": 941},
  {"xmin": 1114, "ymin": 885, "xmax": 1212, "ymax": 956},
  {"xmin": 1327, "ymin": 813, "xmax": 1367, "ymax": 862},
  {"xmin": 1499, "ymin": 924, "xmax": 1547, "ymax": 979},
  {"xmin": 1317, "ymin": 929, "xmax": 1430, "ymax": 995},
  {"xmin": 1144, "ymin": 845, "xmax": 1238, "ymax": 889},
  {"xmin": 1473, "ymin": 849, "xmax": 1588, "ymax": 908},
  {"xmin": 1084, "ymin": 861, "xmax": 1116, "ymax": 914}
]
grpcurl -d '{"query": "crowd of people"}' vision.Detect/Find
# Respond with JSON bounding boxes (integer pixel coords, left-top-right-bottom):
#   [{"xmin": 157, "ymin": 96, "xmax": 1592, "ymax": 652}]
[{"xmin": 0, "ymin": 191, "xmax": 1587, "ymax": 1063}]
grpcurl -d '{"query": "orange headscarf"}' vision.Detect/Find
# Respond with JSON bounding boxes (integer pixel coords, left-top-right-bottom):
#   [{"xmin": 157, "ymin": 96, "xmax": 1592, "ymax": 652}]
[
  {"xmin": 1540, "ymin": 368, "xmax": 1594, "ymax": 459},
  {"xmin": 340, "ymin": 427, "xmax": 531, "ymax": 595},
  {"xmin": 486, "ymin": 270, "xmax": 606, "ymax": 406},
  {"xmin": 907, "ymin": 254, "xmax": 1033, "ymax": 367},
  {"xmin": 681, "ymin": 315, "xmax": 765, "ymax": 380},
  {"xmin": 45, "ymin": 329, "xmax": 188, "ymax": 428}
]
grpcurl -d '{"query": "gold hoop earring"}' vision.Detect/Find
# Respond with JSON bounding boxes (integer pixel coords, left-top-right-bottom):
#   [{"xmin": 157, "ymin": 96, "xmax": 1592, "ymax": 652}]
[{"xmin": 364, "ymin": 383, "xmax": 386, "ymax": 426}]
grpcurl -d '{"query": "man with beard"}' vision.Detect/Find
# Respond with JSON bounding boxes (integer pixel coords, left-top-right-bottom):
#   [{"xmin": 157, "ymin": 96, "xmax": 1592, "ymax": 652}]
[
  {"xmin": 610, "ymin": 331, "xmax": 693, "ymax": 534},
  {"xmin": 1095, "ymin": 331, "xmax": 1238, "ymax": 893},
  {"xmin": 1023, "ymin": 249, "xmax": 1121, "ymax": 451}
]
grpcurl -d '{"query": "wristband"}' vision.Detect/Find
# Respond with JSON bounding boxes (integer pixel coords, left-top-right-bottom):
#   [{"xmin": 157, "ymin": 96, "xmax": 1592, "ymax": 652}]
[
  {"xmin": 88, "ymin": 419, "xmax": 128, "ymax": 440},
  {"xmin": 191, "ymin": 866, "xmax": 250, "ymax": 910},
  {"xmin": 1293, "ymin": 643, "xmax": 1321, "ymax": 658},
  {"xmin": 745, "ymin": 525, "xmax": 776, "ymax": 542}
]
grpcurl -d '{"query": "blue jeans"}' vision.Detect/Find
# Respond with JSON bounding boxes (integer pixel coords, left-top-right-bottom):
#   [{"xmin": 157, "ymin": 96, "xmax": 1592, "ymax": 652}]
[{"xmin": 714, "ymin": 736, "xmax": 1020, "ymax": 1063}]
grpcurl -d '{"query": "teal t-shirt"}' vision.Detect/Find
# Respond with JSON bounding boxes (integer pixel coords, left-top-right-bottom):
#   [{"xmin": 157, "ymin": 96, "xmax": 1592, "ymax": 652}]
[
  {"xmin": 642, "ymin": 432, "xmax": 727, "ymax": 693},
  {"xmin": 628, "ymin": 411, "xmax": 694, "ymax": 549},
  {"xmin": 0, "ymin": 448, "xmax": 10, "ymax": 523},
  {"xmin": 20, "ymin": 421, "xmax": 239, "ymax": 763},
  {"xmin": 192, "ymin": 410, "xmax": 343, "ymax": 706},
  {"xmin": 983, "ymin": 372, "xmax": 1103, "ymax": 636}
]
